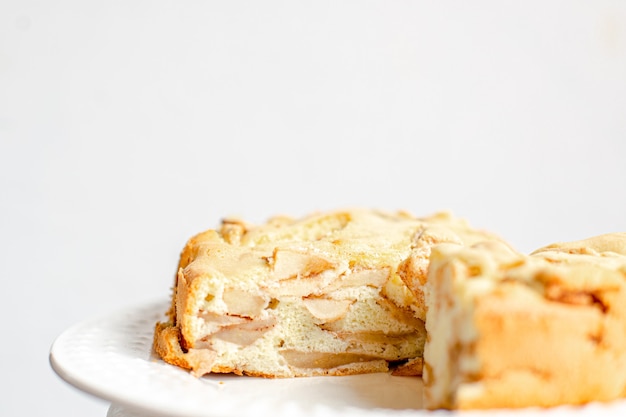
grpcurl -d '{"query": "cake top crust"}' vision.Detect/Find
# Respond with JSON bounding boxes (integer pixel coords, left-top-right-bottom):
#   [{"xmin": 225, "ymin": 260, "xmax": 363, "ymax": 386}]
[
  {"xmin": 176, "ymin": 209, "xmax": 505, "ymax": 290},
  {"xmin": 428, "ymin": 232, "xmax": 626, "ymax": 313}
]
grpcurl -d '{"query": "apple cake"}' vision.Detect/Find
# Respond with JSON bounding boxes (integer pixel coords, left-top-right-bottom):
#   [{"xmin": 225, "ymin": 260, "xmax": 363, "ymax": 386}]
[
  {"xmin": 422, "ymin": 233, "xmax": 626, "ymax": 409},
  {"xmin": 153, "ymin": 208, "xmax": 503, "ymax": 378},
  {"xmin": 153, "ymin": 208, "xmax": 626, "ymax": 410}
]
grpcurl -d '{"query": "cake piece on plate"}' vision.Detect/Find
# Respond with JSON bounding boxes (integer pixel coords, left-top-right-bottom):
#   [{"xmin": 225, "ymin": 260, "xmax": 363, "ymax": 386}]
[
  {"xmin": 423, "ymin": 233, "xmax": 626, "ymax": 409},
  {"xmin": 153, "ymin": 208, "xmax": 502, "ymax": 378}
]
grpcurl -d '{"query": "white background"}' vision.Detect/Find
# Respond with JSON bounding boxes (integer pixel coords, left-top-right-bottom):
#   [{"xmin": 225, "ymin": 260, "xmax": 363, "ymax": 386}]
[{"xmin": 1, "ymin": 1, "xmax": 626, "ymax": 416}]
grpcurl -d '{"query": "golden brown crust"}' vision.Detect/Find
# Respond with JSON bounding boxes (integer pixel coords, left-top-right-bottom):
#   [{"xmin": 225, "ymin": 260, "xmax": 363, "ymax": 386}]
[
  {"xmin": 391, "ymin": 357, "xmax": 423, "ymax": 376},
  {"xmin": 153, "ymin": 321, "xmax": 193, "ymax": 371},
  {"xmin": 532, "ymin": 232, "xmax": 626, "ymax": 257}
]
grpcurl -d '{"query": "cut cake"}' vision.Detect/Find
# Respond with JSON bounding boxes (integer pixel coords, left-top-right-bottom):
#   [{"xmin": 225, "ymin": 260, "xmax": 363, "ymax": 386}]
[
  {"xmin": 153, "ymin": 209, "xmax": 626, "ymax": 409},
  {"xmin": 153, "ymin": 209, "xmax": 502, "ymax": 378}
]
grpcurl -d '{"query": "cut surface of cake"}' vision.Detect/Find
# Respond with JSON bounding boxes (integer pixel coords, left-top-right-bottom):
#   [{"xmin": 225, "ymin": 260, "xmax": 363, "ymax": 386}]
[
  {"xmin": 423, "ymin": 233, "xmax": 626, "ymax": 409},
  {"xmin": 153, "ymin": 208, "xmax": 502, "ymax": 378}
]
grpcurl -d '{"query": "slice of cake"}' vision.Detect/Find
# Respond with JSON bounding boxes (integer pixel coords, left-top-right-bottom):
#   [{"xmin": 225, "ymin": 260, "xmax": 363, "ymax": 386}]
[
  {"xmin": 422, "ymin": 234, "xmax": 626, "ymax": 409},
  {"xmin": 153, "ymin": 209, "xmax": 502, "ymax": 378}
]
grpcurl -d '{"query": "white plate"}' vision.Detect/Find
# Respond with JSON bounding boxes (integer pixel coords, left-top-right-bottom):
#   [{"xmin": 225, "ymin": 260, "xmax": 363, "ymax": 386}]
[{"xmin": 50, "ymin": 300, "xmax": 626, "ymax": 417}]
